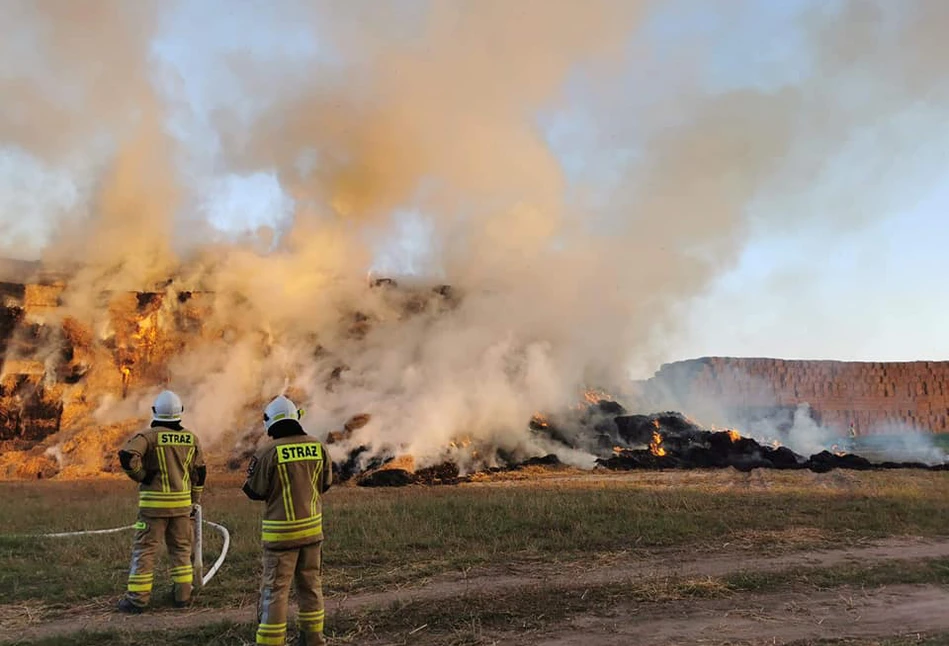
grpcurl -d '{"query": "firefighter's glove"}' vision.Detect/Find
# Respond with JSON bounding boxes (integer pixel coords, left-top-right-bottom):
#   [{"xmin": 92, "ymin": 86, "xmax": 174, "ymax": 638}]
[
  {"xmin": 142, "ymin": 470, "xmax": 159, "ymax": 486},
  {"xmin": 189, "ymin": 505, "xmax": 198, "ymax": 519}
]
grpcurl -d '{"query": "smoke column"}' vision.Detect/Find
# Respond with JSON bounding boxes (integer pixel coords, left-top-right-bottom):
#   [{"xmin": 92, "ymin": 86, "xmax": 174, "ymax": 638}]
[{"xmin": 2, "ymin": 1, "xmax": 948, "ymax": 470}]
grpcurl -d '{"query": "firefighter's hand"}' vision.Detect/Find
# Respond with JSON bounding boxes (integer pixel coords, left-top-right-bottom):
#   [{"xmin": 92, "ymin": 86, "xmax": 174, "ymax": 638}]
[
  {"xmin": 142, "ymin": 470, "xmax": 159, "ymax": 485},
  {"xmin": 189, "ymin": 505, "xmax": 198, "ymax": 518}
]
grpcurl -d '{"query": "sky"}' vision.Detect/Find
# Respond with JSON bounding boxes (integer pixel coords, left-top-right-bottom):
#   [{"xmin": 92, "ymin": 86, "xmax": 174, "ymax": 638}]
[{"xmin": 2, "ymin": 0, "xmax": 949, "ymax": 371}]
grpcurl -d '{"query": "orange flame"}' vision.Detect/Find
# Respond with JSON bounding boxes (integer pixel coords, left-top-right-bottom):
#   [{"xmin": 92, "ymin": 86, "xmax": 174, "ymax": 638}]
[
  {"xmin": 449, "ymin": 436, "xmax": 474, "ymax": 450},
  {"xmin": 582, "ymin": 388, "xmax": 613, "ymax": 406},
  {"xmin": 531, "ymin": 412, "xmax": 549, "ymax": 429},
  {"xmin": 649, "ymin": 430, "xmax": 666, "ymax": 457},
  {"xmin": 120, "ymin": 365, "xmax": 132, "ymax": 398},
  {"xmin": 727, "ymin": 429, "xmax": 741, "ymax": 443}
]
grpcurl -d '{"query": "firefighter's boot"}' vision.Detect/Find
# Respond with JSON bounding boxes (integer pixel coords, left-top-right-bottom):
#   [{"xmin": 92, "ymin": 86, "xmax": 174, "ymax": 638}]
[{"xmin": 117, "ymin": 597, "xmax": 145, "ymax": 614}]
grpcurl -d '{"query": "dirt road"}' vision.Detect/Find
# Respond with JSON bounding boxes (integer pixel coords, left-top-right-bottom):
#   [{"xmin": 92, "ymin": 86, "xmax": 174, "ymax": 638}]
[{"xmin": 521, "ymin": 584, "xmax": 949, "ymax": 646}]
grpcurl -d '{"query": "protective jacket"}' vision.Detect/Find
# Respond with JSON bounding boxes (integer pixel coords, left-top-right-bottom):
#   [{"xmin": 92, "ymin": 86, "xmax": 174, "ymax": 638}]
[
  {"xmin": 243, "ymin": 423, "xmax": 332, "ymax": 549},
  {"xmin": 119, "ymin": 422, "xmax": 206, "ymax": 517}
]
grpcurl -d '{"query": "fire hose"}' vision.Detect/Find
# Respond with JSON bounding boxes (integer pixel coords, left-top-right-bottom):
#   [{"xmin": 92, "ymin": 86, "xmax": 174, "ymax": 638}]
[{"xmin": 4, "ymin": 504, "xmax": 230, "ymax": 588}]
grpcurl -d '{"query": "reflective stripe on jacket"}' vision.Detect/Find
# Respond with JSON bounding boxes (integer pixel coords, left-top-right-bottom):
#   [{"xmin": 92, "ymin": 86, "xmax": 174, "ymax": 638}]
[
  {"xmin": 120, "ymin": 427, "xmax": 205, "ymax": 518},
  {"xmin": 244, "ymin": 435, "xmax": 332, "ymax": 549}
]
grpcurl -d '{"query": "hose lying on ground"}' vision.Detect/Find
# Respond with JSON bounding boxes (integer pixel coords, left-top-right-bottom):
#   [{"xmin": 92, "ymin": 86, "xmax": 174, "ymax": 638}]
[{"xmin": 3, "ymin": 507, "xmax": 231, "ymax": 587}]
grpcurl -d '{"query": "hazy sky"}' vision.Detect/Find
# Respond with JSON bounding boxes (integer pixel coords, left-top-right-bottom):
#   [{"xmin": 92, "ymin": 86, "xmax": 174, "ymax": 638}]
[{"xmin": 1, "ymin": 0, "xmax": 947, "ymax": 369}]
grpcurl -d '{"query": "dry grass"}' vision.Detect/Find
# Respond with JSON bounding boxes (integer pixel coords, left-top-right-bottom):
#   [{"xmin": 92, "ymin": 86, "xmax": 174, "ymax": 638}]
[
  {"xmin": 3, "ymin": 468, "xmax": 949, "ymax": 643},
  {"xmin": 15, "ymin": 557, "xmax": 949, "ymax": 645}
]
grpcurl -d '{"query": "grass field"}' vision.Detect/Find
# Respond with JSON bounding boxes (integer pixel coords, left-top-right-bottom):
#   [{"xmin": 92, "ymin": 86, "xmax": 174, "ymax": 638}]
[{"xmin": 4, "ymin": 468, "xmax": 949, "ymax": 644}]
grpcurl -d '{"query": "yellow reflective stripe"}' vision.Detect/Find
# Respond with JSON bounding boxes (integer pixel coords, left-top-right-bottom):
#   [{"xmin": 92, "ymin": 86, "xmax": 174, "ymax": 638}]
[
  {"xmin": 272, "ymin": 411, "xmax": 296, "ymax": 423},
  {"xmin": 139, "ymin": 499, "xmax": 192, "ymax": 509},
  {"xmin": 261, "ymin": 524, "xmax": 322, "ymax": 543},
  {"xmin": 261, "ymin": 516, "xmax": 321, "ymax": 534},
  {"xmin": 138, "ymin": 490, "xmax": 191, "ymax": 500},
  {"xmin": 261, "ymin": 516, "xmax": 322, "ymax": 529},
  {"xmin": 277, "ymin": 463, "xmax": 294, "ymax": 521},
  {"xmin": 280, "ymin": 463, "xmax": 294, "ymax": 520},
  {"xmin": 182, "ymin": 446, "xmax": 195, "ymax": 489},
  {"xmin": 127, "ymin": 582, "xmax": 153, "ymax": 592},
  {"xmin": 156, "ymin": 447, "xmax": 170, "ymax": 492},
  {"xmin": 256, "ymin": 622, "xmax": 287, "ymax": 644},
  {"xmin": 299, "ymin": 609, "xmax": 325, "ymax": 631},
  {"xmin": 298, "ymin": 610, "xmax": 325, "ymax": 620},
  {"xmin": 128, "ymin": 575, "xmax": 154, "ymax": 582},
  {"xmin": 170, "ymin": 566, "xmax": 193, "ymax": 573},
  {"xmin": 309, "ymin": 462, "xmax": 320, "ymax": 517},
  {"xmin": 172, "ymin": 573, "xmax": 194, "ymax": 583},
  {"xmin": 139, "ymin": 494, "xmax": 191, "ymax": 503}
]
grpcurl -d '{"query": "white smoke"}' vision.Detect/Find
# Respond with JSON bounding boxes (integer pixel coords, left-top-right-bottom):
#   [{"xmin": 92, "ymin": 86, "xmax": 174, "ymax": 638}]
[
  {"xmin": 2, "ymin": 1, "xmax": 949, "ymax": 470},
  {"xmin": 641, "ymin": 364, "xmax": 948, "ymax": 466}
]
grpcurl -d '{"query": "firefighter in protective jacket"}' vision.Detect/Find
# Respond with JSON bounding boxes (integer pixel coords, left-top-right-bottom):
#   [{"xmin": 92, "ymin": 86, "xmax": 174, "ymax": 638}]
[
  {"xmin": 243, "ymin": 395, "xmax": 333, "ymax": 646},
  {"xmin": 117, "ymin": 390, "xmax": 206, "ymax": 613}
]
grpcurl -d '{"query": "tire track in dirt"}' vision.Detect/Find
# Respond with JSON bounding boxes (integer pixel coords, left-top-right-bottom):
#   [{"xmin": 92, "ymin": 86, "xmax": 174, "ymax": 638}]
[
  {"xmin": 5, "ymin": 535, "xmax": 949, "ymax": 643},
  {"xmin": 518, "ymin": 584, "xmax": 949, "ymax": 646}
]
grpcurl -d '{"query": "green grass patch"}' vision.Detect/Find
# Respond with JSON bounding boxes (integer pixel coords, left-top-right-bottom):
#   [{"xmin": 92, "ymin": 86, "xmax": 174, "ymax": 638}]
[{"xmin": 726, "ymin": 556, "xmax": 949, "ymax": 591}]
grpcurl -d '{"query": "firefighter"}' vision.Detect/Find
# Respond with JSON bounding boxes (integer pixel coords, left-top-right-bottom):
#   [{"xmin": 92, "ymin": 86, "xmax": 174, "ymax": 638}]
[
  {"xmin": 243, "ymin": 395, "xmax": 333, "ymax": 646},
  {"xmin": 116, "ymin": 390, "xmax": 206, "ymax": 613}
]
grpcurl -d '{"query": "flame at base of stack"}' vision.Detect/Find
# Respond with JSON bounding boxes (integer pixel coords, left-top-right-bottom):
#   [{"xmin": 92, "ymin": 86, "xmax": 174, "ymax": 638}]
[{"xmin": 649, "ymin": 427, "xmax": 666, "ymax": 457}]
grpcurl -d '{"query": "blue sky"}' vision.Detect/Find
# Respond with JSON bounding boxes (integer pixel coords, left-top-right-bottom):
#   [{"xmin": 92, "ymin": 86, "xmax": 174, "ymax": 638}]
[
  {"xmin": 636, "ymin": 0, "xmax": 949, "ymax": 363},
  {"xmin": 2, "ymin": 0, "xmax": 948, "ymax": 365}
]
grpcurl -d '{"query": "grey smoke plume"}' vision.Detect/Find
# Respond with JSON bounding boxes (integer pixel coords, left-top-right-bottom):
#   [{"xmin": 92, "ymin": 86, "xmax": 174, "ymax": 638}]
[{"xmin": 3, "ymin": 1, "xmax": 949, "ymax": 470}]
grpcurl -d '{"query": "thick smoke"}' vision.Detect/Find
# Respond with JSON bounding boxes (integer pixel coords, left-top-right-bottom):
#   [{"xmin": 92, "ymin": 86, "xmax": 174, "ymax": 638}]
[
  {"xmin": 3, "ymin": 1, "xmax": 949, "ymax": 471},
  {"xmin": 0, "ymin": 0, "xmax": 177, "ymax": 292}
]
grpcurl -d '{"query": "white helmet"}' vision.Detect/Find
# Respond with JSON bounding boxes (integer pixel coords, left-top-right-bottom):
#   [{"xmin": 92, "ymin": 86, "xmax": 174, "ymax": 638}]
[
  {"xmin": 263, "ymin": 395, "xmax": 305, "ymax": 431},
  {"xmin": 152, "ymin": 390, "xmax": 184, "ymax": 422}
]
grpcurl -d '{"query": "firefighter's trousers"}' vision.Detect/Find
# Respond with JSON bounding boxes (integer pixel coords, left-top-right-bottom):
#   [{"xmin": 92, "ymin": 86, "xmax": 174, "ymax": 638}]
[
  {"xmin": 256, "ymin": 542, "xmax": 325, "ymax": 646},
  {"xmin": 124, "ymin": 513, "xmax": 194, "ymax": 607}
]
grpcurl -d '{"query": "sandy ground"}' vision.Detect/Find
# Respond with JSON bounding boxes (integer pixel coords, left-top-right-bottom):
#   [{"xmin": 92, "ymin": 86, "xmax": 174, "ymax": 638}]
[{"xmin": 4, "ymin": 535, "xmax": 949, "ymax": 644}]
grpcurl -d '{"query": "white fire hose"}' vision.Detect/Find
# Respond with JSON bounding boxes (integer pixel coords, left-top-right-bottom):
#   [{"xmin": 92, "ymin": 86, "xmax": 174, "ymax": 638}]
[
  {"xmin": 190, "ymin": 504, "xmax": 231, "ymax": 587},
  {"xmin": 5, "ymin": 504, "xmax": 230, "ymax": 587}
]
